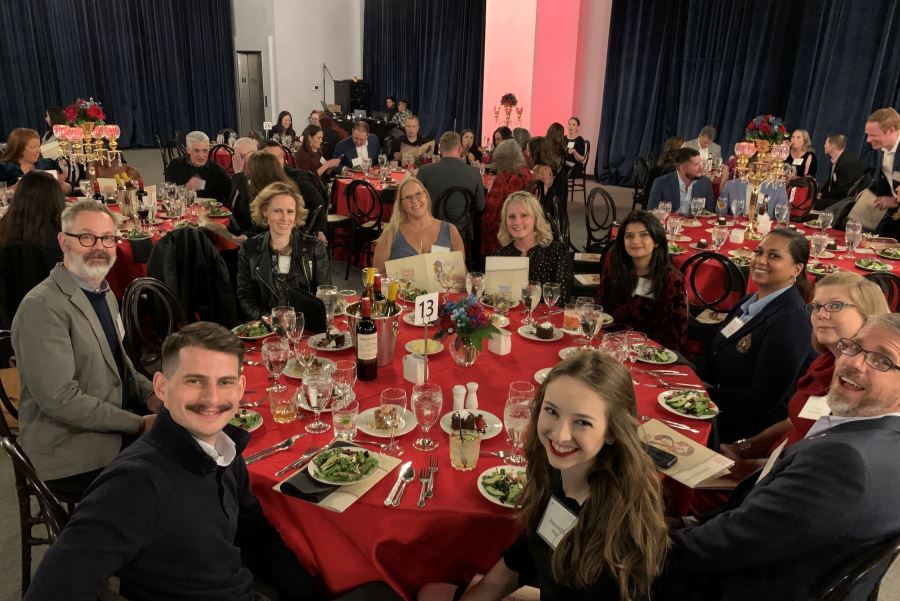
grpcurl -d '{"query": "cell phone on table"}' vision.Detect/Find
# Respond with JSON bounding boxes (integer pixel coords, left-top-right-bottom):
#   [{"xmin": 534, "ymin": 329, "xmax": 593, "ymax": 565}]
[{"xmin": 642, "ymin": 442, "xmax": 678, "ymax": 469}]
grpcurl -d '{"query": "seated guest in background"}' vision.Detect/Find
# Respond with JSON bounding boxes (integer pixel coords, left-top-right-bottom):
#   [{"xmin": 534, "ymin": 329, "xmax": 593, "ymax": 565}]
[
  {"xmin": 525, "ymin": 136, "xmax": 549, "ymax": 169},
  {"xmin": 646, "ymin": 147, "xmax": 715, "ymax": 214},
  {"xmin": 492, "ymin": 126, "xmax": 513, "ymax": 151},
  {"xmin": 423, "ymin": 353, "xmax": 668, "ymax": 601},
  {"xmin": 0, "ymin": 127, "xmax": 72, "ymax": 194},
  {"xmin": 335, "ymin": 121, "xmax": 381, "ymax": 169},
  {"xmin": 293, "ymin": 125, "xmax": 342, "ymax": 184},
  {"xmin": 513, "ymin": 127, "xmax": 531, "ymax": 153},
  {"xmin": 385, "ymin": 95, "xmax": 398, "ymax": 119},
  {"xmin": 388, "ymin": 115, "xmax": 433, "ymax": 163},
  {"xmin": 494, "ymin": 192, "xmax": 572, "ymax": 304},
  {"xmin": 270, "ymin": 110, "xmax": 297, "ymax": 141},
  {"xmin": 416, "ymin": 131, "xmax": 485, "ymax": 243},
  {"xmin": 41, "ymin": 105, "xmax": 68, "ymax": 143},
  {"xmin": 26, "ymin": 322, "xmax": 400, "ymax": 601},
  {"xmin": 309, "ymin": 110, "xmax": 320, "ymax": 127},
  {"xmin": 659, "ymin": 313, "xmax": 900, "ymax": 601},
  {"xmin": 683, "ymin": 125, "xmax": 722, "ymax": 162},
  {"xmin": 460, "ymin": 128, "xmax": 483, "ymax": 165},
  {"xmin": 228, "ymin": 136, "xmax": 258, "ymax": 194},
  {"xmin": 545, "ymin": 123, "xmax": 569, "ymax": 173},
  {"xmin": 482, "ymin": 140, "xmax": 534, "ymax": 256},
  {"xmin": 237, "ymin": 182, "xmax": 329, "ymax": 329},
  {"xmin": 234, "ymin": 151, "xmax": 299, "ymax": 235},
  {"xmin": 262, "ymin": 141, "xmax": 327, "ymax": 242},
  {"xmin": 785, "ymin": 128, "xmax": 817, "ymax": 177},
  {"xmin": 12, "ymin": 200, "xmax": 157, "ymax": 497},
  {"xmin": 164, "ymin": 130, "xmax": 231, "ymax": 205},
  {"xmin": 564, "ymin": 118, "xmax": 586, "ymax": 178},
  {"xmin": 864, "ymin": 108, "xmax": 900, "ymax": 237},
  {"xmin": 695, "ymin": 229, "xmax": 815, "ymax": 443},
  {"xmin": 527, "ymin": 136, "xmax": 568, "ymax": 203},
  {"xmin": 390, "ymin": 99, "xmax": 412, "ymax": 126},
  {"xmin": 816, "ymin": 134, "xmax": 863, "ymax": 209},
  {"xmin": 373, "ymin": 177, "xmax": 464, "ymax": 273},
  {"xmin": 594, "ymin": 211, "xmax": 687, "ymax": 351},
  {"xmin": 717, "ymin": 272, "xmax": 889, "ymax": 472},
  {"xmin": 531, "ymin": 163, "xmax": 556, "ymax": 217}
]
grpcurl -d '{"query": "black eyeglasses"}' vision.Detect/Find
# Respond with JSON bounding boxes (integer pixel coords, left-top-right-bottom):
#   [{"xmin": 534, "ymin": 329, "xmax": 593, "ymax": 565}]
[
  {"xmin": 836, "ymin": 338, "xmax": 900, "ymax": 372},
  {"xmin": 805, "ymin": 301, "xmax": 856, "ymax": 315},
  {"xmin": 64, "ymin": 232, "xmax": 120, "ymax": 248}
]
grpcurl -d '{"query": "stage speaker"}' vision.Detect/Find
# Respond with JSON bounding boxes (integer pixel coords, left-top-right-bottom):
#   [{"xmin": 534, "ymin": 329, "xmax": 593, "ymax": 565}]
[{"xmin": 334, "ymin": 80, "xmax": 369, "ymax": 113}]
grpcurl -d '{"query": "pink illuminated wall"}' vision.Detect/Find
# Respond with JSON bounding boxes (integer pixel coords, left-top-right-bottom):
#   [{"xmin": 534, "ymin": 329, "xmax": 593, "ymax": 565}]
[{"xmin": 530, "ymin": 0, "xmax": 581, "ymax": 135}]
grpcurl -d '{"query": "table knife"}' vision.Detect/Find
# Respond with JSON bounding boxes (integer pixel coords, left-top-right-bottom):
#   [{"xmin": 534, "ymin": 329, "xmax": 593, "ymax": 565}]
[
  {"xmin": 244, "ymin": 434, "xmax": 304, "ymax": 464},
  {"xmin": 384, "ymin": 461, "xmax": 413, "ymax": 506},
  {"xmin": 274, "ymin": 445, "xmax": 321, "ymax": 478}
]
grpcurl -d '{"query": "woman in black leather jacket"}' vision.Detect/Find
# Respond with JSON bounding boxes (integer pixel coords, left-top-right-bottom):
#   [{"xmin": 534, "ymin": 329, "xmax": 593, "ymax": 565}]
[{"xmin": 236, "ymin": 181, "xmax": 331, "ymax": 331}]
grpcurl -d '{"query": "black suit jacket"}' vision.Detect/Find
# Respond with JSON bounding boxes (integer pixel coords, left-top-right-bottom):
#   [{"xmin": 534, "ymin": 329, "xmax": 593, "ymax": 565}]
[
  {"xmin": 873, "ymin": 148, "xmax": 900, "ymax": 237},
  {"xmin": 817, "ymin": 151, "xmax": 864, "ymax": 209},
  {"xmin": 661, "ymin": 416, "xmax": 900, "ymax": 601},
  {"xmin": 695, "ymin": 287, "xmax": 814, "ymax": 442}
]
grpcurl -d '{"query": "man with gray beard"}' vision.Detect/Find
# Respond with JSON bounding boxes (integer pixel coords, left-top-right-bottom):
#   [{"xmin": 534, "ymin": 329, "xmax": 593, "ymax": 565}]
[
  {"xmin": 660, "ymin": 313, "xmax": 900, "ymax": 601},
  {"xmin": 12, "ymin": 200, "xmax": 158, "ymax": 498}
]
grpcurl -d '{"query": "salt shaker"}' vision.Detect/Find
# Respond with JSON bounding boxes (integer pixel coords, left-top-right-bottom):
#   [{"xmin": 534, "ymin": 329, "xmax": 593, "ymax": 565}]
[
  {"xmin": 465, "ymin": 382, "xmax": 479, "ymax": 410},
  {"xmin": 453, "ymin": 385, "xmax": 466, "ymax": 411}
]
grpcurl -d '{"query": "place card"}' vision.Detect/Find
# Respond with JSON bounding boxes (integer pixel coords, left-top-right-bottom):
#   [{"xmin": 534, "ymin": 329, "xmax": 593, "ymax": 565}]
[
  {"xmin": 638, "ymin": 419, "xmax": 733, "ymax": 489},
  {"xmin": 574, "ymin": 273, "xmax": 600, "ymax": 285},
  {"xmin": 485, "ymin": 256, "xmax": 529, "ymax": 302},
  {"xmin": 385, "ymin": 250, "xmax": 467, "ymax": 293},
  {"xmin": 574, "ymin": 252, "xmax": 601, "ymax": 262}
]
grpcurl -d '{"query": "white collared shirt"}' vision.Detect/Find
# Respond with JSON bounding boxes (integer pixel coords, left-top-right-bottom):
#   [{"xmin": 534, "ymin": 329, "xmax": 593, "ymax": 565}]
[
  {"xmin": 805, "ymin": 412, "xmax": 900, "ymax": 439},
  {"xmin": 699, "ymin": 145, "xmax": 709, "ymax": 163},
  {"xmin": 881, "ymin": 134, "xmax": 900, "ymax": 190},
  {"xmin": 357, "ymin": 142, "xmax": 369, "ymax": 163},
  {"xmin": 193, "ymin": 431, "xmax": 237, "ymax": 467},
  {"xmin": 677, "ymin": 174, "xmax": 696, "ymax": 215}
]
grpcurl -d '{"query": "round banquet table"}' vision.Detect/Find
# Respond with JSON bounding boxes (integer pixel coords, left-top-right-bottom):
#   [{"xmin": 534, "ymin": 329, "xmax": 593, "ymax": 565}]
[{"xmin": 242, "ymin": 302, "xmax": 711, "ymax": 600}]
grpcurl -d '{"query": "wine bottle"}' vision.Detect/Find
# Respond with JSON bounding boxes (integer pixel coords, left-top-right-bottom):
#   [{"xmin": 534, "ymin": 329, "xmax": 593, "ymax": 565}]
[
  {"xmin": 364, "ymin": 268, "xmax": 376, "ymax": 306},
  {"xmin": 385, "ymin": 281, "xmax": 399, "ymax": 316},
  {"xmin": 92, "ymin": 179, "xmax": 104, "ymax": 204},
  {"xmin": 356, "ymin": 298, "xmax": 378, "ymax": 381},
  {"xmin": 373, "ymin": 274, "xmax": 386, "ymax": 315}
]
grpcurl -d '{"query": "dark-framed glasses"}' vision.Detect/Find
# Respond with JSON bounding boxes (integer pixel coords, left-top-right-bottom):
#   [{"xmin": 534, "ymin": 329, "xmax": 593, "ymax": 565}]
[
  {"xmin": 836, "ymin": 338, "xmax": 900, "ymax": 372},
  {"xmin": 64, "ymin": 232, "xmax": 120, "ymax": 248},
  {"xmin": 805, "ymin": 301, "xmax": 856, "ymax": 315},
  {"xmin": 400, "ymin": 190, "xmax": 426, "ymax": 204}
]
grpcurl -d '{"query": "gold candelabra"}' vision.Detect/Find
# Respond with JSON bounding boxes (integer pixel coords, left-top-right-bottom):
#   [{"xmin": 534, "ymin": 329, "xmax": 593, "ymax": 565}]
[
  {"xmin": 54, "ymin": 123, "xmax": 122, "ymax": 182},
  {"xmin": 493, "ymin": 104, "xmax": 523, "ymax": 128}
]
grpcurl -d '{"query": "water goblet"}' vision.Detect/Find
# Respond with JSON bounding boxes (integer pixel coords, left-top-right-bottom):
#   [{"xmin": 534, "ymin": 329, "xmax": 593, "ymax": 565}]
[
  {"xmin": 296, "ymin": 336, "xmax": 318, "ymax": 377},
  {"xmin": 625, "ymin": 331, "xmax": 647, "ymax": 364},
  {"xmin": 270, "ymin": 306, "xmax": 296, "ymax": 339},
  {"xmin": 380, "ymin": 387, "xmax": 408, "ymax": 457},
  {"xmin": 504, "ymin": 381, "xmax": 535, "ymax": 465},
  {"xmin": 730, "ymin": 197, "xmax": 745, "ymax": 219},
  {"xmin": 690, "ymin": 197, "xmax": 705, "ymax": 224},
  {"xmin": 774, "ymin": 202, "xmax": 790, "ymax": 227},
  {"xmin": 841, "ymin": 219, "xmax": 864, "ymax": 260},
  {"xmin": 465, "ymin": 271, "xmax": 485, "ymax": 299},
  {"xmin": 520, "ymin": 280, "xmax": 540, "ymax": 326},
  {"xmin": 261, "ymin": 338, "xmax": 290, "ymax": 381},
  {"xmin": 332, "ymin": 360, "xmax": 357, "ymax": 405},
  {"xmin": 818, "ymin": 211, "xmax": 834, "ymax": 231},
  {"xmin": 378, "ymin": 153, "xmax": 387, "ymax": 170},
  {"xmin": 579, "ymin": 303, "xmax": 603, "ymax": 350},
  {"xmin": 658, "ymin": 201, "xmax": 673, "ymax": 224},
  {"xmin": 412, "ymin": 382, "xmax": 443, "ymax": 451},
  {"xmin": 316, "ymin": 285, "xmax": 339, "ymax": 331},
  {"xmin": 711, "ymin": 225, "xmax": 729, "ymax": 251},
  {"xmin": 811, "ymin": 233, "xmax": 829, "ymax": 266},
  {"xmin": 303, "ymin": 374, "xmax": 334, "ymax": 434},
  {"xmin": 542, "ymin": 282, "xmax": 561, "ymax": 323},
  {"xmin": 78, "ymin": 179, "xmax": 92, "ymax": 198},
  {"xmin": 573, "ymin": 296, "xmax": 594, "ymax": 345}
]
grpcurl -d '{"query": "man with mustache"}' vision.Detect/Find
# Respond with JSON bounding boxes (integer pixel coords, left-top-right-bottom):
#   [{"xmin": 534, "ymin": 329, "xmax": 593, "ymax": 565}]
[
  {"xmin": 26, "ymin": 322, "xmax": 400, "ymax": 601},
  {"xmin": 11, "ymin": 200, "xmax": 157, "ymax": 498},
  {"xmin": 659, "ymin": 312, "xmax": 900, "ymax": 601}
]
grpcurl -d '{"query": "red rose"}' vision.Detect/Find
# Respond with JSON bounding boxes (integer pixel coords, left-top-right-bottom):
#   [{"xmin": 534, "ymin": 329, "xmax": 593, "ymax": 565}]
[
  {"xmin": 64, "ymin": 106, "xmax": 76, "ymax": 123},
  {"xmin": 748, "ymin": 122, "xmax": 758, "ymax": 131},
  {"xmin": 777, "ymin": 125, "xmax": 787, "ymax": 133},
  {"xmin": 86, "ymin": 105, "xmax": 105, "ymax": 120},
  {"xmin": 760, "ymin": 123, "xmax": 771, "ymax": 134}
]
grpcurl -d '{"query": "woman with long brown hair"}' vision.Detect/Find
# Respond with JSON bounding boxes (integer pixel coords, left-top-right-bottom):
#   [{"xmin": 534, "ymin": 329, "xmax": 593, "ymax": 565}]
[
  {"xmin": 231, "ymin": 151, "xmax": 300, "ymax": 233},
  {"xmin": 0, "ymin": 128, "xmax": 72, "ymax": 194}
]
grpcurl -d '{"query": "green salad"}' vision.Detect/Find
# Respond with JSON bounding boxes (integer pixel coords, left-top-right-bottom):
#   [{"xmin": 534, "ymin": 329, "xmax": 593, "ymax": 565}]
[
  {"xmin": 638, "ymin": 345, "xmax": 676, "ymax": 363},
  {"xmin": 399, "ymin": 287, "xmax": 428, "ymax": 302},
  {"xmin": 121, "ymin": 229, "xmax": 151, "ymax": 240},
  {"xmin": 207, "ymin": 207, "xmax": 232, "ymax": 217},
  {"xmin": 481, "ymin": 468, "xmax": 526, "ymax": 506},
  {"xmin": 663, "ymin": 391, "xmax": 718, "ymax": 417},
  {"xmin": 667, "ymin": 242, "xmax": 685, "ymax": 254},
  {"xmin": 233, "ymin": 321, "xmax": 270, "ymax": 338},
  {"xmin": 857, "ymin": 258, "xmax": 892, "ymax": 271},
  {"xmin": 312, "ymin": 448, "xmax": 378, "ymax": 483},
  {"xmin": 229, "ymin": 409, "xmax": 262, "ymax": 431},
  {"xmin": 196, "ymin": 199, "xmax": 221, "ymax": 208},
  {"xmin": 878, "ymin": 247, "xmax": 900, "ymax": 260},
  {"xmin": 174, "ymin": 220, "xmax": 198, "ymax": 229}
]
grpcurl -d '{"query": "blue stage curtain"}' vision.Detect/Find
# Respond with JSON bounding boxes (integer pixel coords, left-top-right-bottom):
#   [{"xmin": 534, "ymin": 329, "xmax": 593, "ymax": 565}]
[
  {"xmin": 0, "ymin": 0, "xmax": 236, "ymax": 148},
  {"xmin": 596, "ymin": 0, "xmax": 900, "ymax": 185},
  {"xmin": 363, "ymin": 0, "xmax": 486, "ymax": 140}
]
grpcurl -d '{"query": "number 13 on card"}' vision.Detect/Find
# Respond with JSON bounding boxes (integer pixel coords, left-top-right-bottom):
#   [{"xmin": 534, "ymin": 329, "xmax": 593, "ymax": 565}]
[{"xmin": 415, "ymin": 292, "xmax": 439, "ymax": 326}]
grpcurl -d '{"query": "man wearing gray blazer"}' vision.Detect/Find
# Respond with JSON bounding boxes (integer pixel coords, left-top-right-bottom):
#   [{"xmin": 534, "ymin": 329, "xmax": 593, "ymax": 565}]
[
  {"xmin": 12, "ymin": 200, "xmax": 157, "ymax": 497},
  {"xmin": 684, "ymin": 125, "xmax": 722, "ymax": 162},
  {"xmin": 659, "ymin": 313, "xmax": 900, "ymax": 601}
]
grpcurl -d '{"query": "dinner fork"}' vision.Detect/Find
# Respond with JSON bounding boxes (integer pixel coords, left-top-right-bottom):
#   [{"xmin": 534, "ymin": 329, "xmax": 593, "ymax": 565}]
[
  {"xmin": 416, "ymin": 465, "xmax": 431, "ymax": 508},
  {"xmin": 426, "ymin": 454, "xmax": 438, "ymax": 499}
]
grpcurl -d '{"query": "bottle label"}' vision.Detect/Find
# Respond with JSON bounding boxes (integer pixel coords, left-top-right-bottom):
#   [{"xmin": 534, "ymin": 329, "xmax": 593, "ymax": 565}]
[{"xmin": 357, "ymin": 333, "xmax": 378, "ymax": 361}]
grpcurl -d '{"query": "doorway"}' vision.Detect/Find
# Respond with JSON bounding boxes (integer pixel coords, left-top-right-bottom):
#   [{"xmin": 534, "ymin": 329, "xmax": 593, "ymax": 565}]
[{"xmin": 237, "ymin": 51, "xmax": 265, "ymax": 135}]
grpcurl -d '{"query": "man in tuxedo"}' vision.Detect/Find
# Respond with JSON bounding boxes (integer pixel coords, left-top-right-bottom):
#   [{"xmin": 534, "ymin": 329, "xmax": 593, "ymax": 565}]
[
  {"xmin": 865, "ymin": 108, "xmax": 900, "ymax": 237},
  {"xmin": 816, "ymin": 133, "xmax": 864, "ymax": 210},
  {"xmin": 659, "ymin": 313, "xmax": 900, "ymax": 601},
  {"xmin": 334, "ymin": 122, "xmax": 381, "ymax": 170},
  {"xmin": 164, "ymin": 131, "xmax": 231, "ymax": 204},
  {"xmin": 646, "ymin": 147, "xmax": 715, "ymax": 214},
  {"xmin": 416, "ymin": 131, "xmax": 485, "ymax": 243},
  {"xmin": 683, "ymin": 125, "xmax": 722, "ymax": 162}
]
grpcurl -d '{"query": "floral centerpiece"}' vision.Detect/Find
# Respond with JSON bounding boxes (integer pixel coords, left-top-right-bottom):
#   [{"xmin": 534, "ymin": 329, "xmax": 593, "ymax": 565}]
[
  {"xmin": 65, "ymin": 97, "xmax": 106, "ymax": 125},
  {"xmin": 433, "ymin": 295, "xmax": 499, "ymax": 366},
  {"xmin": 744, "ymin": 114, "xmax": 788, "ymax": 145},
  {"xmin": 500, "ymin": 92, "xmax": 518, "ymax": 107}
]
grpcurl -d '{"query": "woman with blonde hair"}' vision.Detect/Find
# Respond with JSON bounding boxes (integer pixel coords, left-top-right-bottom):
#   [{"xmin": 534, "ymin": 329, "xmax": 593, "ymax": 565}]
[
  {"xmin": 372, "ymin": 177, "xmax": 464, "ymax": 272},
  {"xmin": 236, "ymin": 181, "xmax": 330, "ymax": 329},
  {"xmin": 494, "ymin": 191, "xmax": 572, "ymax": 304},
  {"xmin": 785, "ymin": 128, "xmax": 817, "ymax": 177},
  {"xmin": 482, "ymin": 140, "xmax": 534, "ymax": 256}
]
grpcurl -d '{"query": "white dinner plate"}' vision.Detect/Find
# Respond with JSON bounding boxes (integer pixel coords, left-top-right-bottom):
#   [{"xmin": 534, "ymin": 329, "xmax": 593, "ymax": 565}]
[
  {"xmin": 402, "ymin": 312, "xmax": 427, "ymax": 327},
  {"xmin": 635, "ymin": 345, "xmax": 679, "ymax": 365},
  {"xmin": 282, "ymin": 357, "xmax": 335, "ymax": 379},
  {"xmin": 517, "ymin": 325, "xmax": 564, "ymax": 342},
  {"xmin": 405, "ymin": 339, "xmax": 444, "ymax": 356},
  {"xmin": 477, "ymin": 466, "xmax": 527, "ymax": 508},
  {"xmin": 357, "ymin": 407, "xmax": 417, "ymax": 438},
  {"xmin": 439, "ymin": 410, "xmax": 503, "ymax": 440},
  {"xmin": 307, "ymin": 446, "xmax": 382, "ymax": 486},
  {"xmin": 480, "ymin": 296, "xmax": 520, "ymax": 310},
  {"xmin": 534, "ymin": 367, "xmax": 552, "ymax": 384},
  {"xmin": 310, "ymin": 332, "xmax": 354, "ymax": 352},
  {"xmin": 657, "ymin": 390, "xmax": 719, "ymax": 421}
]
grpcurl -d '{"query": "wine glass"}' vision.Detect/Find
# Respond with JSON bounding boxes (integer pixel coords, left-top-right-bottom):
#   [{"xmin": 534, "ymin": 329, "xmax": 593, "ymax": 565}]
[
  {"xmin": 811, "ymin": 233, "xmax": 829, "ymax": 266},
  {"xmin": 296, "ymin": 336, "xmax": 318, "ymax": 378},
  {"xmin": 412, "ymin": 382, "xmax": 442, "ymax": 451},
  {"xmin": 657, "ymin": 201, "xmax": 672, "ymax": 224},
  {"xmin": 378, "ymin": 153, "xmax": 387, "ymax": 170},
  {"xmin": 270, "ymin": 306, "xmax": 296, "ymax": 339},
  {"xmin": 730, "ymin": 197, "xmax": 746, "ymax": 220},
  {"xmin": 303, "ymin": 374, "xmax": 334, "ymax": 434},
  {"xmin": 362, "ymin": 157, "xmax": 373, "ymax": 173},
  {"xmin": 332, "ymin": 360, "xmax": 357, "ymax": 405},
  {"xmin": 711, "ymin": 225, "xmax": 728, "ymax": 251},
  {"xmin": 774, "ymin": 202, "xmax": 790, "ymax": 227},
  {"xmin": 504, "ymin": 381, "xmax": 535, "ymax": 465},
  {"xmin": 572, "ymin": 296, "xmax": 593, "ymax": 345},
  {"xmin": 465, "ymin": 271, "xmax": 485, "ymax": 300},
  {"xmin": 261, "ymin": 338, "xmax": 290, "ymax": 381},
  {"xmin": 818, "ymin": 211, "xmax": 834, "ymax": 232},
  {"xmin": 841, "ymin": 219, "xmax": 863, "ymax": 260},
  {"xmin": 78, "ymin": 179, "xmax": 92, "ymax": 198},
  {"xmin": 716, "ymin": 196, "xmax": 727, "ymax": 218},
  {"xmin": 665, "ymin": 215, "xmax": 684, "ymax": 241},
  {"xmin": 690, "ymin": 197, "xmax": 705, "ymax": 224},
  {"xmin": 521, "ymin": 280, "xmax": 541, "ymax": 326},
  {"xmin": 579, "ymin": 303, "xmax": 603, "ymax": 350},
  {"xmin": 316, "ymin": 285, "xmax": 339, "ymax": 331},
  {"xmin": 625, "ymin": 331, "xmax": 647, "ymax": 364},
  {"xmin": 542, "ymin": 282, "xmax": 561, "ymax": 322},
  {"xmin": 380, "ymin": 387, "xmax": 408, "ymax": 457}
]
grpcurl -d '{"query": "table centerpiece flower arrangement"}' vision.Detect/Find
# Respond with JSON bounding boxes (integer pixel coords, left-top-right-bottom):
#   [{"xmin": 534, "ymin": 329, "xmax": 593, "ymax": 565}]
[
  {"xmin": 65, "ymin": 97, "xmax": 107, "ymax": 126},
  {"xmin": 433, "ymin": 295, "xmax": 499, "ymax": 367},
  {"xmin": 744, "ymin": 114, "xmax": 788, "ymax": 146}
]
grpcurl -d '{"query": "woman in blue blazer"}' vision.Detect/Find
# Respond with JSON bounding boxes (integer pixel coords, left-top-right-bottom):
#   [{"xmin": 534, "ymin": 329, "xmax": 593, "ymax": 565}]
[{"xmin": 695, "ymin": 228, "xmax": 816, "ymax": 443}]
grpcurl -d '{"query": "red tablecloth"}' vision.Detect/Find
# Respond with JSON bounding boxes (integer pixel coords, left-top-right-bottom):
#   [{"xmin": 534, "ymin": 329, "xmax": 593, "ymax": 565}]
[{"xmin": 243, "ymin": 304, "xmax": 710, "ymax": 599}]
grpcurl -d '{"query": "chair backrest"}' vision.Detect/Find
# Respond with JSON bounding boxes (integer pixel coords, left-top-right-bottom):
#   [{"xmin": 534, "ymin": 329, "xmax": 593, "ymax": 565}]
[
  {"xmin": 544, "ymin": 194, "xmax": 571, "ymax": 251},
  {"xmin": 788, "ymin": 176, "xmax": 818, "ymax": 219},
  {"xmin": 434, "ymin": 186, "xmax": 475, "ymax": 242},
  {"xmin": 847, "ymin": 170, "xmax": 873, "ymax": 198},
  {"xmin": 679, "ymin": 251, "xmax": 748, "ymax": 310},
  {"xmin": 216, "ymin": 128, "xmax": 237, "ymax": 142},
  {"xmin": 0, "ymin": 436, "xmax": 69, "ymax": 541},
  {"xmin": 209, "ymin": 144, "xmax": 235, "ymax": 176},
  {"xmin": 864, "ymin": 272, "xmax": 900, "ymax": 312},
  {"xmin": 0, "ymin": 242, "xmax": 60, "ymax": 328},
  {"xmin": 345, "ymin": 180, "xmax": 384, "ymax": 231},
  {"xmin": 819, "ymin": 535, "xmax": 900, "ymax": 601},
  {"xmin": 582, "ymin": 140, "xmax": 591, "ymax": 169},
  {"xmin": 122, "ymin": 277, "xmax": 186, "ymax": 378},
  {"xmin": 584, "ymin": 186, "xmax": 617, "ymax": 252}
]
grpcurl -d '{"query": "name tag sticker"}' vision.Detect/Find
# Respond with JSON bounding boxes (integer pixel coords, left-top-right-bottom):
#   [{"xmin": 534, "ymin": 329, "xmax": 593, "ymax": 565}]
[
  {"xmin": 537, "ymin": 497, "xmax": 578, "ymax": 550},
  {"xmin": 798, "ymin": 394, "xmax": 831, "ymax": 421},
  {"xmin": 720, "ymin": 316, "xmax": 745, "ymax": 339},
  {"xmin": 792, "ymin": 158, "xmax": 805, "ymax": 166}
]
